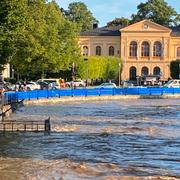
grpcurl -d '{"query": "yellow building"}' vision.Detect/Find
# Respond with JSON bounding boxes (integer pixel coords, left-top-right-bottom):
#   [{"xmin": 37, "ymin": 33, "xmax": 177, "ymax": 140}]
[{"xmin": 79, "ymin": 20, "xmax": 180, "ymax": 81}]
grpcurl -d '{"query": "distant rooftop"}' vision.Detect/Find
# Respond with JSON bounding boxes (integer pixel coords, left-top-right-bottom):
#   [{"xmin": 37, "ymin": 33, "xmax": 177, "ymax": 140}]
[
  {"xmin": 80, "ymin": 25, "xmax": 123, "ymax": 36},
  {"xmin": 171, "ymin": 26, "xmax": 180, "ymax": 37}
]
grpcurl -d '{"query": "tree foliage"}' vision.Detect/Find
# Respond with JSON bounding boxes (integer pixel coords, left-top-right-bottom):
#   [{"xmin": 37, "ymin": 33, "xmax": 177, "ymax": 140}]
[
  {"xmin": 0, "ymin": 0, "xmax": 28, "ymax": 71},
  {"xmin": 0, "ymin": 0, "xmax": 81, "ymax": 78},
  {"xmin": 107, "ymin": 17, "xmax": 130, "ymax": 27},
  {"xmin": 131, "ymin": 0, "xmax": 179, "ymax": 26},
  {"xmin": 64, "ymin": 2, "xmax": 98, "ymax": 32},
  {"xmin": 76, "ymin": 56, "xmax": 122, "ymax": 81},
  {"xmin": 170, "ymin": 59, "xmax": 180, "ymax": 79}
]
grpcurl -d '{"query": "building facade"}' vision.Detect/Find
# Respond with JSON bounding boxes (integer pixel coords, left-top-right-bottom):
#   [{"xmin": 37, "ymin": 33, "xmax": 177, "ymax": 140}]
[
  {"xmin": 79, "ymin": 20, "xmax": 180, "ymax": 81},
  {"xmin": 2, "ymin": 64, "xmax": 10, "ymax": 79}
]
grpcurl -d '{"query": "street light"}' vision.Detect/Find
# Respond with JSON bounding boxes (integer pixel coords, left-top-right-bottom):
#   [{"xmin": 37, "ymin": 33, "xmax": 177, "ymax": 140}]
[
  {"xmin": 0, "ymin": 73, "xmax": 3, "ymax": 82},
  {"xmin": 84, "ymin": 58, "xmax": 88, "ymax": 86},
  {"xmin": 72, "ymin": 62, "xmax": 75, "ymax": 81},
  {"xmin": 118, "ymin": 62, "xmax": 121, "ymax": 87}
]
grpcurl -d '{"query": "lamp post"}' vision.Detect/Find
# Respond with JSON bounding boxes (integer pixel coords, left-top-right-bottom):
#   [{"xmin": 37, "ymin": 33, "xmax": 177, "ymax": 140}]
[
  {"xmin": 0, "ymin": 73, "xmax": 3, "ymax": 82},
  {"xmin": 84, "ymin": 58, "xmax": 88, "ymax": 87},
  {"xmin": 12, "ymin": 68, "xmax": 15, "ymax": 79},
  {"xmin": 118, "ymin": 62, "xmax": 121, "ymax": 87},
  {"xmin": 166, "ymin": 64, "xmax": 170, "ymax": 81},
  {"xmin": 72, "ymin": 62, "xmax": 75, "ymax": 81}
]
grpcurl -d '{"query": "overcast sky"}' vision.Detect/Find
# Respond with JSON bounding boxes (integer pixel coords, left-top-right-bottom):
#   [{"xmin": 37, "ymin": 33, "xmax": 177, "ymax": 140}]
[{"xmin": 57, "ymin": 0, "xmax": 180, "ymax": 26}]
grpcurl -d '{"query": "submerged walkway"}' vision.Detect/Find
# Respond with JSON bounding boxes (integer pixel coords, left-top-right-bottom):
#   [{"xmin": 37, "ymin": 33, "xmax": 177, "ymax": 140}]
[{"xmin": 24, "ymin": 94, "xmax": 180, "ymax": 105}]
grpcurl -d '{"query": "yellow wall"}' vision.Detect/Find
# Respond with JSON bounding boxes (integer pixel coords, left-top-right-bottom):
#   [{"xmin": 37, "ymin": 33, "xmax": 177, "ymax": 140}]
[
  {"xmin": 79, "ymin": 36, "xmax": 120, "ymax": 57},
  {"xmin": 79, "ymin": 20, "xmax": 180, "ymax": 81},
  {"xmin": 170, "ymin": 37, "xmax": 180, "ymax": 60}
]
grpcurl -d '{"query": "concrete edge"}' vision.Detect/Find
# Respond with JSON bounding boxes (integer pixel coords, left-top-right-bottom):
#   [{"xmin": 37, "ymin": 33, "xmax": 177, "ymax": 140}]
[{"xmin": 24, "ymin": 94, "xmax": 180, "ymax": 105}]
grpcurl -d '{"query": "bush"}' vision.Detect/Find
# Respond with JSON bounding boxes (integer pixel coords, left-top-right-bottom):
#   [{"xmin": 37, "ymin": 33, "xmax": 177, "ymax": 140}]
[
  {"xmin": 170, "ymin": 59, "xmax": 180, "ymax": 79},
  {"xmin": 76, "ymin": 56, "xmax": 122, "ymax": 81},
  {"xmin": 4, "ymin": 78, "xmax": 16, "ymax": 84}
]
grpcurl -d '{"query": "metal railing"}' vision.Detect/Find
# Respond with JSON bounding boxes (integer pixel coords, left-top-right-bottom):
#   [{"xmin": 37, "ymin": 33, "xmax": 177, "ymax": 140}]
[
  {"xmin": 0, "ymin": 117, "xmax": 51, "ymax": 132},
  {"xmin": 3, "ymin": 87, "xmax": 180, "ymax": 102}
]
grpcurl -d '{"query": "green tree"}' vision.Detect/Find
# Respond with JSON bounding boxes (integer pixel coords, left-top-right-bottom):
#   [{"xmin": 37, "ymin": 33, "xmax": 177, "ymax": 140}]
[
  {"xmin": 9, "ymin": 0, "xmax": 49, "ymax": 78},
  {"xmin": 0, "ymin": 0, "xmax": 81, "ymax": 79},
  {"xmin": 103, "ymin": 57, "xmax": 120, "ymax": 80},
  {"xmin": 170, "ymin": 59, "xmax": 180, "ymax": 79},
  {"xmin": 65, "ymin": 2, "xmax": 98, "ymax": 32},
  {"xmin": 107, "ymin": 17, "xmax": 130, "ymax": 27},
  {"xmin": 76, "ymin": 56, "xmax": 122, "ymax": 81},
  {"xmin": 131, "ymin": 0, "xmax": 179, "ymax": 26},
  {"xmin": 0, "ymin": 0, "xmax": 28, "ymax": 72},
  {"xmin": 5, "ymin": 0, "xmax": 81, "ymax": 79}
]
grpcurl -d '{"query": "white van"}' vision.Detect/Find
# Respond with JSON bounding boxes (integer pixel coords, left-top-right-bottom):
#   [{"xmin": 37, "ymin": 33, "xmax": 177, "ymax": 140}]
[{"xmin": 164, "ymin": 79, "xmax": 180, "ymax": 88}]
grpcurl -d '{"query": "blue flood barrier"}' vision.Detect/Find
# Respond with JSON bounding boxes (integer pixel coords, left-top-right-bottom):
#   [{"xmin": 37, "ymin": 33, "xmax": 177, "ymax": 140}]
[
  {"xmin": 86, "ymin": 88, "xmax": 100, "ymax": 96},
  {"xmin": 148, "ymin": 87, "xmax": 162, "ymax": 95},
  {"xmin": 4, "ymin": 87, "xmax": 180, "ymax": 102}
]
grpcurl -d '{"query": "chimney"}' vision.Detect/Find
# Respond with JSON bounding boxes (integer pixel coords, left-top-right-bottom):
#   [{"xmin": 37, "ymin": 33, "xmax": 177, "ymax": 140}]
[{"xmin": 93, "ymin": 23, "xmax": 98, "ymax": 29}]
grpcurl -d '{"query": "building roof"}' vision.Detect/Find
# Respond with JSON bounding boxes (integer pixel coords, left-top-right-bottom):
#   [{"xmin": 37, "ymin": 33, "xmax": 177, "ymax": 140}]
[
  {"xmin": 80, "ymin": 25, "xmax": 123, "ymax": 36},
  {"xmin": 80, "ymin": 23, "xmax": 180, "ymax": 37},
  {"xmin": 171, "ymin": 26, "xmax": 180, "ymax": 37}
]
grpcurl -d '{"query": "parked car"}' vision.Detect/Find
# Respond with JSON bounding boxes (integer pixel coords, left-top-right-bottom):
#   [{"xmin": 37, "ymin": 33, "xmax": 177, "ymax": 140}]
[
  {"xmin": 37, "ymin": 81, "xmax": 49, "ymax": 90},
  {"xmin": 66, "ymin": 79, "xmax": 86, "ymax": 88},
  {"xmin": 26, "ymin": 82, "xmax": 41, "ymax": 91},
  {"xmin": 0, "ymin": 82, "xmax": 3, "ymax": 89},
  {"xmin": 122, "ymin": 80, "xmax": 134, "ymax": 88},
  {"xmin": 98, "ymin": 83, "xmax": 117, "ymax": 89},
  {"xmin": 141, "ymin": 75, "xmax": 161, "ymax": 86},
  {"xmin": 0, "ymin": 82, "xmax": 21, "ymax": 91},
  {"xmin": 163, "ymin": 79, "xmax": 180, "ymax": 88},
  {"xmin": 0, "ymin": 82, "xmax": 5, "ymax": 97},
  {"xmin": 37, "ymin": 79, "xmax": 60, "ymax": 89}
]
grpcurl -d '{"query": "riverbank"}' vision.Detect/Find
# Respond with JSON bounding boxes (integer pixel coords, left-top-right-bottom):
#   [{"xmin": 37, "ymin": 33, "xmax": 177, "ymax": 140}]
[
  {"xmin": 2, "ymin": 99, "xmax": 180, "ymax": 179},
  {"xmin": 24, "ymin": 94, "xmax": 180, "ymax": 105}
]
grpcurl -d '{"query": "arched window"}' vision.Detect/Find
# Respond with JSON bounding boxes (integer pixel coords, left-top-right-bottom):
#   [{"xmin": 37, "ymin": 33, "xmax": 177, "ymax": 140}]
[
  {"xmin": 153, "ymin": 66, "xmax": 161, "ymax": 75},
  {"xmin": 129, "ymin": 41, "xmax": 137, "ymax": 57},
  {"xmin": 153, "ymin": 41, "xmax": 162, "ymax": 57},
  {"xmin": 96, "ymin": 46, "xmax": 101, "ymax": 56},
  {"xmin": 109, "ymin": 46, "xmax": 114, "ymax": 56},
  {"xmin": 83, "ymin": 46, "xmax": 88, "ymax": 56},
  {"xmin": 129, "ymin": 66, "xmax": 137, "ymax": 80},
  {"xmin": 141, "ymin": 66, "xmax": 149, "ymax": 76},
  {"xmin": 177, "ymin": 47, "xmax": 180, "ymax": 57},
  {"xmin": 141, "ymin": 41, "xmax": 150, "ymax": 57}
]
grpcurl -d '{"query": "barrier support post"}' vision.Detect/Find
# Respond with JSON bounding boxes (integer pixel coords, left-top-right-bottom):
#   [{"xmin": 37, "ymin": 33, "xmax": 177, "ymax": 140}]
[{"xmin": 44, "ymin": 117, "xmax": 51, "ymax": 132}]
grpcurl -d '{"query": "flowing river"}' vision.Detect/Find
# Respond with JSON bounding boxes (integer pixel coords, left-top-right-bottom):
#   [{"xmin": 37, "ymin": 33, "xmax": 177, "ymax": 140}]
[{"xmin": 0, "ymin": 98, "xmax": 180, "ymax": 180}]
